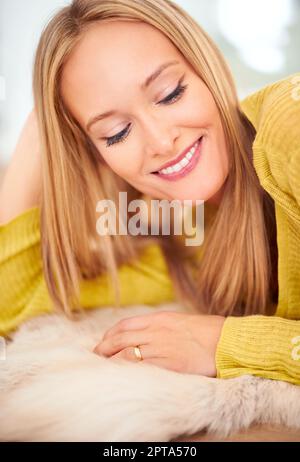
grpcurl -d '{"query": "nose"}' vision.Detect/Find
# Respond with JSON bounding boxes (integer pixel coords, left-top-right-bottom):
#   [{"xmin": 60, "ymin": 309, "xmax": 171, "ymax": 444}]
[{"xmin": 141, "ymin": 113, "xmax": 180, "ymax": 167}]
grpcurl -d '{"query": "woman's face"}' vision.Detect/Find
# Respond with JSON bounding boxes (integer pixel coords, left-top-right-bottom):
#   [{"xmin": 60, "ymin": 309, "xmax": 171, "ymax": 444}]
[{"xmin": 61, "ymin": 20, "xmax": 229, "ymax": 205}]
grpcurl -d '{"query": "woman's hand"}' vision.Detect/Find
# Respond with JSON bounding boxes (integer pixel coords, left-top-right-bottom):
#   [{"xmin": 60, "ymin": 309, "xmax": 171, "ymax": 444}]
[{"xmin": 93, "ymin": 311, "xmax": 226, "ymax": 377}]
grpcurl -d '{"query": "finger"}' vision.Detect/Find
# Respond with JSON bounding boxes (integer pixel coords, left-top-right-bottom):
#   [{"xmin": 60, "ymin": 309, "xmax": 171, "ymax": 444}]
[
  {"xmin": 93, "ymin": 330, "xmax": 152, "ymax": 357},
  {"xmin": 102, "ymin": 311, "xmax": 162, "ymax": 341},
  {"xmin": 109, "ymin": 348, "xmax": 178, "ymax": 374},
  {"xmin": 110, "ymin": 346, "xmax": 146, "ymax": 362},
  {"xmin": 110, "ymin": 345, "xmax": 168, "ymax": 365},
  {"xmin": 141, "ymin": 358, "xmax": 171, "ymax": 370}
]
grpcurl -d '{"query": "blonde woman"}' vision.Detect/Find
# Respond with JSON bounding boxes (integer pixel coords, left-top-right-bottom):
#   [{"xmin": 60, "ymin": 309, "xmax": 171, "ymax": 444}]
[{"xmin": 0, "ymin": 0, "xmax": 299, "ymax": 384}]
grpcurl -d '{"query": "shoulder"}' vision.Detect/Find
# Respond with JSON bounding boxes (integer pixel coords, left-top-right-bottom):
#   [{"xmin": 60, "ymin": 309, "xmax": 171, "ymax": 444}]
[
  {"xmin": 241, "ymin": 72, "xmax": 300, "ymax": 145},
  {"xmin": 240, "ymin": 73, "xmax": 300, "ymax": 137},
  {"xmin": 241, "ymin": 73, "xmax": 300, "ymax": 209}
]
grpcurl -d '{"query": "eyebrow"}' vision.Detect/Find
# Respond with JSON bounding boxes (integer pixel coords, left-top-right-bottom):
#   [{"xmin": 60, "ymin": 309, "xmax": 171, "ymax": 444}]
[{"xmin": 86, "ymin": 60, "xmax": 180, "ymax": 132}]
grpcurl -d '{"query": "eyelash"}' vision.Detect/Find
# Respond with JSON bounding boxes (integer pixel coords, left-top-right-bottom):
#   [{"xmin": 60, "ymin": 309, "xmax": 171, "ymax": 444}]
[{"xmin": 104, "ymin": 79, "xmax": 188, "ymax": 148}]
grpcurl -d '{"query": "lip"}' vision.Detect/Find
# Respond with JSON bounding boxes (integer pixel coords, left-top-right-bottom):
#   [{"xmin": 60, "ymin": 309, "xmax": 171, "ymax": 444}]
[
  {"xmin": 152, "ymin": 136, "xmax": 203, "ymax": 181},
  {"xmin": 152, "ymin": 137, "xmax": 202, "ymax": 174}
]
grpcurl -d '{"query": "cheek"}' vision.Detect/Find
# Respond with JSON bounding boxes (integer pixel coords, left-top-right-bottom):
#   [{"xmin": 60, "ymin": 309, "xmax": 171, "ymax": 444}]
[
  {"xmin": 186, "ymin": 79, "xmax": 219, "ymax": 125},
  {"xmin": 97, "ymin": 136, "xmax": 144, "ymax": 174},
  {"xmin": 100, "ymin": 154, "xmax": 140, "ymax": 179}
]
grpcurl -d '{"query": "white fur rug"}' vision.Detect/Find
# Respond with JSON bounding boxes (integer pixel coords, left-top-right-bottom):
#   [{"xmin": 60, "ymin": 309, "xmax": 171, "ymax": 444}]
[{"xmin": 0, "ymin": 302, "xmax": 300, "ymax": 442}]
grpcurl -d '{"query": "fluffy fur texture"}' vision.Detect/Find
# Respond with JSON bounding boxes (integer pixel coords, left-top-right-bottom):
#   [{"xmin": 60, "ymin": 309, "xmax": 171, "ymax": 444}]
[{"xmin": 1, "ymin": 302, "xmax": 300, "ymax": 442}]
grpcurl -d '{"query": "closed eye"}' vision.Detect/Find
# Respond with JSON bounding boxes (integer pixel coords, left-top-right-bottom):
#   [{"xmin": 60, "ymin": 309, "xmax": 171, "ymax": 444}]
[{"xmin": 103, "ymin": 77, "xmax": 188, "ymax": 148}]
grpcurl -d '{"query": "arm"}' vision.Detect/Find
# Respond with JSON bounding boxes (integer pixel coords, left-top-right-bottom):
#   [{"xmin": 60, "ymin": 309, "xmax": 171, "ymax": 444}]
[
  {"xmin": 0, "ymin": 205, "xmax": 47, "ymax": 337},
  {"xmin": 0, "ymin": 110, "xmax": 46, "ymax": 337},
  {"xmin": 0, "ymin": 109, "xmax": 42, "ymax": 225},
  {"xmin": 217, "ymin": 74, "xmax": 300, "ymax": 386},
  {"xmin": 216, "ymin": 316, "xmax": 300, "ymax": 385}
]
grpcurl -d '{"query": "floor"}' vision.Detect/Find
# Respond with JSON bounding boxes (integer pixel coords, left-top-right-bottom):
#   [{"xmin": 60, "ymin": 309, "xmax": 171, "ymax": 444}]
[{"xmin": 174, "ymin": 425, "xmax": 300, "ymax": 442}]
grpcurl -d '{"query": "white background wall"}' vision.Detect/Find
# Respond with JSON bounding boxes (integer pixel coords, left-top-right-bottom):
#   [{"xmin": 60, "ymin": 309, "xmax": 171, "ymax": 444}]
[
  {"xmin": 1, "ymin": 0, "xmax": 299, "ymax": 166},
  {"xmin": 0, "ymin": 0, "xmax": 69, "ymax": 165}
]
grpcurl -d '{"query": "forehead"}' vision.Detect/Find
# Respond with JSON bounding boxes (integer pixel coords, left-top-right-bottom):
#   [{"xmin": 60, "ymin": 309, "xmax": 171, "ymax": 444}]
[{"xmin": 60, "ymin": 20, "xmax": 184, "ymax": 128}]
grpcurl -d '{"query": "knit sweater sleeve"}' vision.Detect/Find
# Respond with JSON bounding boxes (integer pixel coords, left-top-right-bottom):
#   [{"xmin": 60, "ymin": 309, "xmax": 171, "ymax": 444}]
[
  {"xmin": 241, "ymin": 73, "xmax": 300, "ymax": 212},
  {"xmin": 0, "ymin": 206, "xmax": 49, "ymax": 337},
  {"xmin": 216, "ymin": 316, "xmax": 300, "ymax": 385},
  {"xmin": 216, "ymin": 73, "xmax": 300, "ymax": 385}
]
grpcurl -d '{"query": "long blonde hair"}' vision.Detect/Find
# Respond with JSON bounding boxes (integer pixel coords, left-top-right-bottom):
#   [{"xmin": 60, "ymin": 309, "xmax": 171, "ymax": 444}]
[{"xmin": 32, "ymin": 0, "xmax": 277, "ymax": 317}]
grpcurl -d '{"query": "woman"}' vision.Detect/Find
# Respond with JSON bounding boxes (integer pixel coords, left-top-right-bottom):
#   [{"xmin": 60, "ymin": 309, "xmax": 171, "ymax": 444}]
[{"xmin": 0, "ymin": 0, "xmax": 299, "ymax": 384}]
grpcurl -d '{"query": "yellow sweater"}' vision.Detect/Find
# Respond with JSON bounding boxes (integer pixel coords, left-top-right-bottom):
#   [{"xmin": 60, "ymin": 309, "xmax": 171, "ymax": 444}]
[
  {"xmin": 216, "ymin": 73, "xmax": 300, "ymax": 385},
  {"xmin": 0, "ymin": 74, "xmax": 299, "ymax": 385}
]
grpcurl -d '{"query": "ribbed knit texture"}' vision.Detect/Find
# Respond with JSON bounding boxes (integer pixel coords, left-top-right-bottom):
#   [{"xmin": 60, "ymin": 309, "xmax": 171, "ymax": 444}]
[
  {"xmin": 216, "ymin": 316, "xmax": 300, "ymax": 385},
  {"xmin": 0, "ymin": 73, "xmax": 299, "ymax": 384},
  {"xmin": 216, "ymin": 72, "xmax": 300, "ymax": 385}
]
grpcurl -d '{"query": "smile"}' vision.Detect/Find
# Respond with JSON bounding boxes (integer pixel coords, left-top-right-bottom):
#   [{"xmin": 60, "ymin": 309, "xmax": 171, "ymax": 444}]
[{"xmin": 152, "ymin": 137, "xmax": 203, "ymax": 181}]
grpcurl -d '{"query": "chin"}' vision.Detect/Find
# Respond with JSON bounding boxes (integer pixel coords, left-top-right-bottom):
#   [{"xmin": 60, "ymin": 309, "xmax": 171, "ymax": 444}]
[{"xmin": 171, "ymin": 188, "xmax": 215, "ymax": 203}]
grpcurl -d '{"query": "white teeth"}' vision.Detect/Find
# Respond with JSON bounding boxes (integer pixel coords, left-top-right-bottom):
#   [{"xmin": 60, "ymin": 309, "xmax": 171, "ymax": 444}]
[
  {"xmin": 173, "ymin": 163, "xmax": 182, "ymax": 172},
  {"xmin": 186, "ymin": 152, "xmax": 193, "ymax": 160},
  {"xmin": 158, "ymin": 139, "xmax": 200, "ymax": 175},
  {"xmin": 180, "ymin": 157, "xmax": 189, "ymax": 168}
]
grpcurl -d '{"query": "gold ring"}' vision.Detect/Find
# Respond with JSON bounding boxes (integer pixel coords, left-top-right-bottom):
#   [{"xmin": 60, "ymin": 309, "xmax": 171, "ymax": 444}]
[{"xmin": 133, "ymin": 346, "xmax": 143, "ymax": 361}]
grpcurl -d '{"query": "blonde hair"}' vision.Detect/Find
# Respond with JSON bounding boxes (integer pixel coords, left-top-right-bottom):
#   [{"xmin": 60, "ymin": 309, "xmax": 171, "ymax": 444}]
[{"xmin": 32, "ymin": 0, "xmax": 277, "ymax": 318}]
